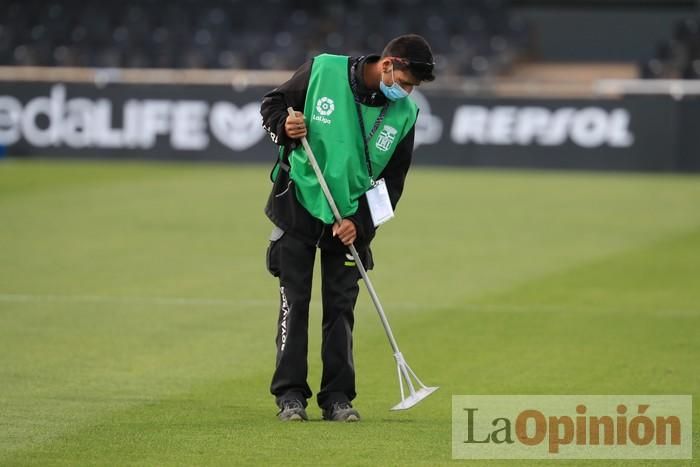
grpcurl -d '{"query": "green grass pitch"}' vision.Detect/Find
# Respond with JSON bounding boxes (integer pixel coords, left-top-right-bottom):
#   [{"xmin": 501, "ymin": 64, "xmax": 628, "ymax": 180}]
[{"xmin": 0, "ymin": 159, "xmax": 698, "ymax": 466}]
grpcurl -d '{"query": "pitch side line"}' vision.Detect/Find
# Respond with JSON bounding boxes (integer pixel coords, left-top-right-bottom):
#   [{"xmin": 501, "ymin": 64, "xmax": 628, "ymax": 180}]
[
  {"xmin": 5, "ymin": 293, "xmax": 685, "ymax": 315},
  {"xmin": 0, "ymin": 293, "xmax": 275, "ymax": 307},
  {"xmin": 0, "ymin": 292, "xmax": 437, "ymax": 311}
]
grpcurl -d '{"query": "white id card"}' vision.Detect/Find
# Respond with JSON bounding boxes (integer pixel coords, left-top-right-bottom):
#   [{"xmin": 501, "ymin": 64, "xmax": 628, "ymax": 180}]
[{"xmin": 365, "ymin": 178, "xmax": 395, "ymax": 227}]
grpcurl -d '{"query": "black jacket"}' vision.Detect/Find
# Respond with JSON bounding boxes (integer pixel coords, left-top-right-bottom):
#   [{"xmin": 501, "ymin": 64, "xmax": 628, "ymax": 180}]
[{"xmin": 261, "ymin": 55, "xmax": 416, "ymax": 250}]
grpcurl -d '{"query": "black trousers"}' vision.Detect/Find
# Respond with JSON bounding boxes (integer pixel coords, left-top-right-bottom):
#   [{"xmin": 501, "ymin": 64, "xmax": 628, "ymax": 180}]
[{"xmin": 266, "ymin": 229, "xmax": 372, "ymax": 409}]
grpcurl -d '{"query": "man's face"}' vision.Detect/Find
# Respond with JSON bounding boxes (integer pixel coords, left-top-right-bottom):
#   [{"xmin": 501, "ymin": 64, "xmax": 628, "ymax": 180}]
[{"xmin": 380, "ymin": 58, "xmax": 420, "ymax": 94}]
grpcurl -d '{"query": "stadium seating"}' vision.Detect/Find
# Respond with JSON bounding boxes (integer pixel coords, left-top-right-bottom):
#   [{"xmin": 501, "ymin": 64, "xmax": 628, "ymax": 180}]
[
  {"xmin": 0, "ymin": 0, "xmax": 531, "ymax": 76},
  {"xmin": 642, "ymin": 17, "xmax": 700, "ymax": 79}
]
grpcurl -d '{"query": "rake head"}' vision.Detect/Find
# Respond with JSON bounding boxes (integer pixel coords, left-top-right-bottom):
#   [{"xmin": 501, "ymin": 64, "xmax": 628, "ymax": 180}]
[{"xmin": 390, "ymin": 352, "xmax": 439, "ymax": 411}]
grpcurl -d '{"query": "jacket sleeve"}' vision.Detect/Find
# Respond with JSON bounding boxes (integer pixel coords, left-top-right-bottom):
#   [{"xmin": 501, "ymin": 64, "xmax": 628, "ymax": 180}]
[
  {"xmin": 379, "ymin": 125, "xmax": 415, "ymax": 210},
  {"xmin": 347, "ymin": 124, "xmax": 415, "ymax": 241},
  {"xmin": 260, "ymin": 59, "xmax": 312, "ymax": 150}
]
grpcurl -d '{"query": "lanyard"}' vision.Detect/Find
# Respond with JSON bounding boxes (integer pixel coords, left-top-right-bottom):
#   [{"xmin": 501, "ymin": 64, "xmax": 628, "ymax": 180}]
[
  {"xmin": 350, "ymin": 57, "xmax": 388, "ymax": 184},
  {"xmin": 355, "ymin": 101, "xmax": 388, "ymax": 184}
]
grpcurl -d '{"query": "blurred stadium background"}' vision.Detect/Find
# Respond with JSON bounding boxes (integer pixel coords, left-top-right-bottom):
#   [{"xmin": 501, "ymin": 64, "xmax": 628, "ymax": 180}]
[
  {"xmin": 2, "ymin": 0, "xmax": 700, "ymax": 78},
  {"xmin": 0, "ymin": 0, "xmax": 699, "ymax": 169},
  {"xmin": 1, "ymin": 1, "xmax": 699, "ymax": 465}
]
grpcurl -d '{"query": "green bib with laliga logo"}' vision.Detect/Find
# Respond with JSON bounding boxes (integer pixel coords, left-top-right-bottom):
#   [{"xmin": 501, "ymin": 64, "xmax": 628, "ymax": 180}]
[{"xmin": 286, "ymin": 53, "xmax": 418, "ymax": 224}]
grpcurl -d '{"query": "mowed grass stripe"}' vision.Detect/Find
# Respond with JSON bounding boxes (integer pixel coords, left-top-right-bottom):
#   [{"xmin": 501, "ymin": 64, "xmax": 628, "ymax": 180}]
[
  {"xmin": 0, "ymin": 301, "xmax": 275, "ymax": 458},
  {"xmin": 471, "ymin": 227, "xmax": 700, "ymax": 314}
]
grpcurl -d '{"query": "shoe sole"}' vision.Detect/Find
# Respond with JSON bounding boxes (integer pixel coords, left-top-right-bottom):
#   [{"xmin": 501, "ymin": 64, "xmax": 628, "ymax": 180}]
[
  {"xmin": 322, "ymin": 414, "xmax": 360, "ymax": 422},
  {"xmin": 279, "ymin": 413, "xmax": 307, "ymax": 421}
]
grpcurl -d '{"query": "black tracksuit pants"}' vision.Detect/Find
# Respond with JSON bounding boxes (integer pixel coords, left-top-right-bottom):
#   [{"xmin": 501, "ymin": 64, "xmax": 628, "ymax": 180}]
[{"xmin": 266, "ymin": 229, "xmax": 372, "ymax": 410}]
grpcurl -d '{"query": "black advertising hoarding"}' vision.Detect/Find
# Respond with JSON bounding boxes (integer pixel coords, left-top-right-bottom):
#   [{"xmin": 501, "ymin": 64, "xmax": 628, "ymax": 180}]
[
  {"xmin": 677, "ymin": 96, "xmax": 700, "ymax": 172},
  {"xmin": 0, "ymin": 81, "xmax": 697, "ymax": 171}
]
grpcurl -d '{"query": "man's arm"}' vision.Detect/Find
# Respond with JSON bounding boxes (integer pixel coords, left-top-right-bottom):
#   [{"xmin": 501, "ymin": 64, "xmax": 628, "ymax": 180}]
[
  {"xmin": 260, "ymin": 60, "xmax": 313, "ymax": 148},
  {"xmin": 379, "ymin": 126, "xmax": 415, "ymax": 209}
]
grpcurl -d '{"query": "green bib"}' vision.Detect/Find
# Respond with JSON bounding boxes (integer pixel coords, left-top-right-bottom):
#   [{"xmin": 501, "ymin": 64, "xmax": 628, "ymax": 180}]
[{"xmin": 285, "ymin": 54, "xmax": 418, "ymax": 224}]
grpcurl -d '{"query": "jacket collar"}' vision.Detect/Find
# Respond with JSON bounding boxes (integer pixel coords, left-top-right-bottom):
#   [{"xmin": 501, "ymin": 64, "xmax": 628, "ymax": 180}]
[{"xmin": 352, "ymin": 55, "xmax": 387, "ymax": 107}]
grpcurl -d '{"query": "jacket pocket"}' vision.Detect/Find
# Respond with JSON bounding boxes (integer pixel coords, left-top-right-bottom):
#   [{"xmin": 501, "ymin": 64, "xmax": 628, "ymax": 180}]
[
  {"xmin": 265, "ymin": 228, "xmax": 285, "ymax": 277},
  {"xmin": 360, "ymin": 247, "xmax": 374, "ymax": 271},
  {"xmin": 265, "ymin": 165, "xmax": 296, "ymax": 224}
]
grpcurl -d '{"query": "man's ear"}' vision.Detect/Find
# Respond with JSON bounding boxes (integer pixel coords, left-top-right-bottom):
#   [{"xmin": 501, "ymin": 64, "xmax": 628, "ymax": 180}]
[{"xmin": 380, "ymin": 57, "xmax": 393, "ymax": 72}]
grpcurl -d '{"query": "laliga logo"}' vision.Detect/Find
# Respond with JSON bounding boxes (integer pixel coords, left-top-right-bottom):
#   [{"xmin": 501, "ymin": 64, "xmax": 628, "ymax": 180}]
[
  {"xmin": 410, "ymin": 89, "xmax": 443, "ymax": 149},
  {"xmin": 316, "ymin": 97, "xmax": 335, "ymax": 116}
]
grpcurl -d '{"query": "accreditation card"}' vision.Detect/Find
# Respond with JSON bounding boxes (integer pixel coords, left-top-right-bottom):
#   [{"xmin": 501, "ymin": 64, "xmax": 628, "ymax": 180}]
[{"xmin": 365, "ymin": 178, "xmax": 395, "ymax": 227}]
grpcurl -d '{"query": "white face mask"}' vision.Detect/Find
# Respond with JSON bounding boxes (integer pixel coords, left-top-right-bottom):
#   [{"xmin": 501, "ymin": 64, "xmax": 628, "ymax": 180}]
[{"xmin": 380, "ymin": 67, "xmax": 409, "ymax": 101}]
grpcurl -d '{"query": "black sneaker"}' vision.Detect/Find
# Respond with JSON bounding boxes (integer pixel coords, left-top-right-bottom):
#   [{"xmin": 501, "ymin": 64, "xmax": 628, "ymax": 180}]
[
  {"xmin": 322, "ymin": 402, "xmax": 360, "ymax": 422},
  {"xmin": 277, "ymin": 400, "xmax": 308, "ymax": 421}
]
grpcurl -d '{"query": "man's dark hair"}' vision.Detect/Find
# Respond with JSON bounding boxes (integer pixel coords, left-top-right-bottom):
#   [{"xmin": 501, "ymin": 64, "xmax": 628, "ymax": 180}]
[{"xmin": 381, "ymin": 34, "xmax": 435, "ymax": 82}]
